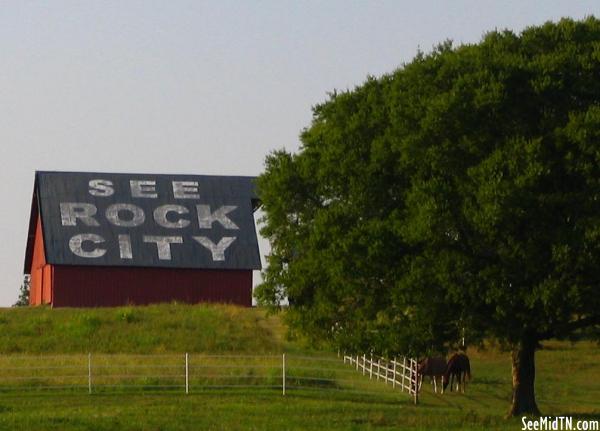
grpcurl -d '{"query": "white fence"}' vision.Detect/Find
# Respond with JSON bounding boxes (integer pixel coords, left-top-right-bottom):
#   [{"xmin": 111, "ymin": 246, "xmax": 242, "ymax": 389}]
[
  {"xmin": 0, "ymin": 353, "xmax": 414, "ymax": 401},
  {"xmin": 343, "ymin": 354, "xmax": 419, "ymax": 404}
]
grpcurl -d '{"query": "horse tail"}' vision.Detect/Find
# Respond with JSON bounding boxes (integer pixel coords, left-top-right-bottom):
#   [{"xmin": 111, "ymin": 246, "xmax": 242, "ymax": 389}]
[{"xmin": 465, "ymin": 357, "xmax": 471, "ymax": 381}]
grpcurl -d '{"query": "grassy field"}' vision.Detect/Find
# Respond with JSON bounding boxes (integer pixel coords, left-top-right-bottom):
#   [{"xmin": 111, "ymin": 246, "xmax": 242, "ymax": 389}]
[
  {"xmin": 0, "ymin": 304, "xmax": 597, "ymax": 430},
  {"xmin": 0, "ymin": 304, "xmax": 286, "ymax": 354}
]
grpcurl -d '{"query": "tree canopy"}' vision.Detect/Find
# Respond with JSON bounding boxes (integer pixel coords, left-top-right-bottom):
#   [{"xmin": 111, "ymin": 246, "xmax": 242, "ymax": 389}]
[{"xmin": 256, "ymin": 17, "xmax": 600, "ymax": 415}]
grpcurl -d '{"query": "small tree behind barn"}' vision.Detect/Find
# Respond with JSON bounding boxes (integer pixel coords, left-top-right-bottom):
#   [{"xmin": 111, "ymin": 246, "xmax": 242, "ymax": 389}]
[{"xmin": 13, "ymin": 275, "xmax": 30, "ymax": 307}]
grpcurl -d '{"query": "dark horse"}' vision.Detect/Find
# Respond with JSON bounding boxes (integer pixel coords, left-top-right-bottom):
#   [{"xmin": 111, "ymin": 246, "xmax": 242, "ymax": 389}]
[
  {"xmin": 442, "ymin": 353, "xmax": 471, "ymax": 393},
  {"xmin": 417, "ymin": 357, "xmax": 446, "ymax": 393}
]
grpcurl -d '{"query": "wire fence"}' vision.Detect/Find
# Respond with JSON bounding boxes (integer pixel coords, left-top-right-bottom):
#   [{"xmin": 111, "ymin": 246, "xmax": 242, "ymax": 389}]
[{"xmin": 0, "ymin": 353, "xmax": 416, "ymax": 402}]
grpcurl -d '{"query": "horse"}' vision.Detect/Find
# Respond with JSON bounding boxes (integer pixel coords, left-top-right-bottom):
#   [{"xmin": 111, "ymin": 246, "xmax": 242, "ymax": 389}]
[
  {"xmin": 417, "ymin": 357, "xmax": 447, "ymax": 393},
  {"xmin": 442, "ymin": 353, "xmax": 471, "ymax": 393}
]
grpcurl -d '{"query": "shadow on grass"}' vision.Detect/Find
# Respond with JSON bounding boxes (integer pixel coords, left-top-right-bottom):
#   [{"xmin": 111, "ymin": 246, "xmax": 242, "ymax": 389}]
[{"xmin": 471, "ymin": 377, "xmax": 505, "ymax": 385}]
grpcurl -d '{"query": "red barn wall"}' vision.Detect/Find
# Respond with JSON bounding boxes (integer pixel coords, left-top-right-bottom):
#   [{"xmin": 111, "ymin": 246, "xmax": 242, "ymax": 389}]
[
  {"xmin": 30, "ymin": 217, "xmax": 53, "ymax": 306},
  {"xmin": 51, "ymin": 266, "xmax": 253, "ymax": 308}
]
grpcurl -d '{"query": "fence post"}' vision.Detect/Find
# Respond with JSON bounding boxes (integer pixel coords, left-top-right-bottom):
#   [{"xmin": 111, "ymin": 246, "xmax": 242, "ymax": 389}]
[
  {"xmin": 282, "ymin": 353, "xmax": 286, "ymax": 396},
  {"xmin": 409, "ymin": 358, "xmax": 414, "ymax": 402},
  {"xmin": 185, "ymin": 353, "xmax": 189, "ymax": 395},
  {"xmin": 384, "ymin": 359, "xmax": 389, "ymax": 385},
  {"xmin": 369, "ymin": 355, "xmax": 373, "ymax": 379},
  {"xmin": 392, "ymin": 358, "xmax": 397, "ymax": 389},
  {"xmin": 413, "ymin": 359, "xmax": 419, "ymax": 405},
  {"xmin": 362, "ymin": 354, "xmax": 366, "ymax": 375},
  {"xmin": 402, "ymin": 357, "xmax": 406, "ymax": 392},
  {"xmin": 377, "ymin": 359, "xmax": 380, "ymax": 381},
  {"xmin": 356, "ymin": 355, "xmax": 359, "ymax": 371},
  {"xmin": 88, "ymin": 352, "xmax": 92, "ymax": 395}
]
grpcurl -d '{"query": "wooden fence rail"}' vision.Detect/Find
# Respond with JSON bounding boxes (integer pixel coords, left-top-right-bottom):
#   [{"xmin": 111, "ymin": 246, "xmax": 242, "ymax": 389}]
[{"xmin": 343, "ymin": 354, "xmax": 419, "ymax": 404}]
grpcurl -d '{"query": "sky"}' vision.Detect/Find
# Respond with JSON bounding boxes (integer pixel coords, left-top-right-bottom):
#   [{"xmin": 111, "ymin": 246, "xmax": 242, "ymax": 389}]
[{"xmin": 1, "ymin": 1, "xmax": 598, "ymax": 306}]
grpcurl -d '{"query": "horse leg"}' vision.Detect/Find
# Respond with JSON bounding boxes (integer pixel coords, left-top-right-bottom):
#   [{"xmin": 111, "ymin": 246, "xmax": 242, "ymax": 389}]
[
  {"xmin": 452, "ymin": 374, "xmax": 458, "ymax": 394},
  {"xmin": 455, "ymin": 373, "xmax": 458, "ymax": 392},
  {"xmin": 456, "ymin": 373, "xmax": 460, "ymax": 392}
]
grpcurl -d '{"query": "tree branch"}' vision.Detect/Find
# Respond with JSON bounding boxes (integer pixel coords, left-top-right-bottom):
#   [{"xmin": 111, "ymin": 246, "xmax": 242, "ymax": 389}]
[{"xmin": 539, "ymin": 315, "xmax": 600, "ymax": 340}]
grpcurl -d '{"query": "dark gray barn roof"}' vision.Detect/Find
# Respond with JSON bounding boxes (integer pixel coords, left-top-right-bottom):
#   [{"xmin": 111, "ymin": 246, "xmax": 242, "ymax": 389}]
[{"xmin": 24, "ymin": 171, "xmax": 261, "ymax": 272}]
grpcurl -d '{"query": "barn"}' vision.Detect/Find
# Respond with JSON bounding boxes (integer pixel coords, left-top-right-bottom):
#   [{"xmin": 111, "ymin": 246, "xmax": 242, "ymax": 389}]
[{"xmin": 23, "ymin": 171, "xmax": 261, "ymax": 307}]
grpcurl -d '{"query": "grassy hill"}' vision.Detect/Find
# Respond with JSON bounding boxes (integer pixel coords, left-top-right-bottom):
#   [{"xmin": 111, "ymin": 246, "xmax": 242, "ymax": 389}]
[
  {"xmin": 0, "ymin": 304, "xmax": 597, "ymax": 430},
  {"xmin": 0, "ymin": 303, "xmax": 286, "ymax": 354}
]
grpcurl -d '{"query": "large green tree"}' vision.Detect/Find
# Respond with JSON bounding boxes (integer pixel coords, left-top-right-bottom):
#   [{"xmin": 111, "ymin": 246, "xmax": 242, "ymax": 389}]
[{"xmin": 256, "ymin": 18, "xmax": 600, "ymax": 416}]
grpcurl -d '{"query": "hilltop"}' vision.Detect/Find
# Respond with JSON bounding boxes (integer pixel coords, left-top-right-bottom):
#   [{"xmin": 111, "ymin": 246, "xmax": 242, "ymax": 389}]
[{"xmin": 0, "ymin": 303, "xmax": 286, "ymax": 354}]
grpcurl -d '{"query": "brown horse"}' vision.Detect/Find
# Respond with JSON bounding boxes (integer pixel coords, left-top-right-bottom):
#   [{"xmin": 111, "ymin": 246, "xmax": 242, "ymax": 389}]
[
  {"xmin": 442, "ymin": 353, "xmax": 471, "ymax": 393},
  {"xmin": 417, "ymin": 357, "xmax": 446, "ymax": 393}
]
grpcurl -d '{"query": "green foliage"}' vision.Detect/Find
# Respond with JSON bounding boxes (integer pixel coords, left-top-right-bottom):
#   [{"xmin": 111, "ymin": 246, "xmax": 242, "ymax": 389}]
[
  {"xmin": 256, "ymin": 17, "xmax": 600, "ymax": 357},
  {"xmin": 117, "ymin": 307, "xmax": 139, "ymax": 324},
  {"xmin": 12, "ymin": 275, "xmax": 30, "ymax": 307}
]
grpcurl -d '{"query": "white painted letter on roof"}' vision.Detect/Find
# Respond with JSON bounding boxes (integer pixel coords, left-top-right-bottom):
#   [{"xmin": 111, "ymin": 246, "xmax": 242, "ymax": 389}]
[
  {"xmin": 106, "ymin": 204, "xmax": 145, "ymax": 227},
  {"xmin": 143, "ymin": 235, "xmax": 183, "ymax": 260},
  {"xmin": 172, "ymin": 181, "xmax": 200, "ymax": 199},
  {"xmin": 193, "ymin": 236, "xmax": 236, "ymax": 261},
  {"xmin": 88, "ymin": 179, "xmax": 114, "ymax": 197},
  {"xmin": 118, "ymin": 234, "xmax": 133, "ymax": 259},
  {"xmin": 69, "ymin": 233, "xmax": 106, "ymax": 258},
  {"xmin": 60, "ymin": 203, "xmax": 100, "ymax": 226},
  {"xmin": 130, "ymin": 180, "xmax": 158, "ymax": 198},
  {"xmin": 196, "ymin": 205, "xmax": 239, "ymax": 229},
  {"xmin": 153, "ymin": 205, "xmax": 190, "ymax": 229}
]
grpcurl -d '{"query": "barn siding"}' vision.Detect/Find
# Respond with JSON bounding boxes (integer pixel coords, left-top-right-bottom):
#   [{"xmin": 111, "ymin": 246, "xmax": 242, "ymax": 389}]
[
  {"xmin": 51, "ymin": 266, "xmax": 252, "ymax": 307},
  {"xmin": 30, "ymin": 217, "xmax": 52, "ymax": 305},
  {"xmin": 42, "ymin": 265, "xmax": 53, "ymax": 304}
]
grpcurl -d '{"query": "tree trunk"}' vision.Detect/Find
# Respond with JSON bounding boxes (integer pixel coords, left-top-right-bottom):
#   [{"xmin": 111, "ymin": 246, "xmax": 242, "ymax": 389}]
[{"xmin": 509, "ymin": 337, "xmax": 540, "ymax": 417}]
